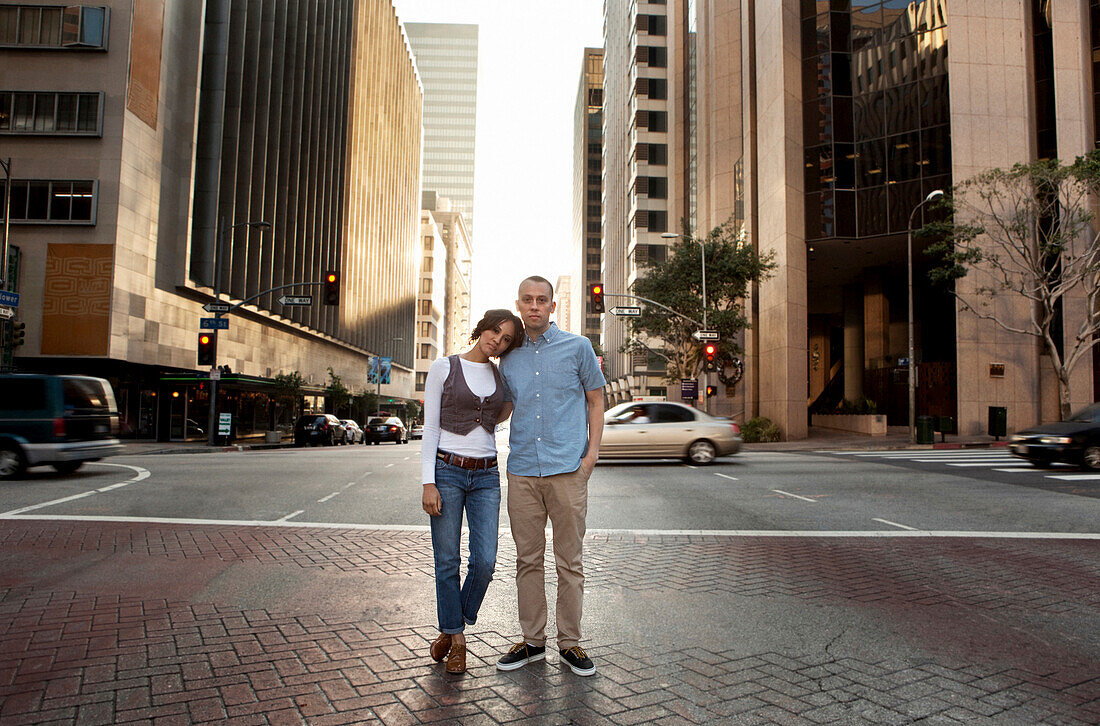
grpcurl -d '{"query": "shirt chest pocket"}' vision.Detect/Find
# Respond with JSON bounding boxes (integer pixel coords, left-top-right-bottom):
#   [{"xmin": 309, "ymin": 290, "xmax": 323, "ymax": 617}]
[{"xmin": 537, "ymin": 352, "xmax": 578, "ymax": 393}]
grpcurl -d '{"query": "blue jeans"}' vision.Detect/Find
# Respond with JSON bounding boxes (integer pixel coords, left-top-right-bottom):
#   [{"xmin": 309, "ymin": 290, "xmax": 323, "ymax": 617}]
[{"xmin": 429, "ymin": 458, "xmax": 501, "ymax": 633}]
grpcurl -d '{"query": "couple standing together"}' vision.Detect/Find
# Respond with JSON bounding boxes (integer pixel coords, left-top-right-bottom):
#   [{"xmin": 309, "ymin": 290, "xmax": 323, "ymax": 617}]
[{"xmin": 419, "ymin": 276, "xmax": 606, "ymax": 675}]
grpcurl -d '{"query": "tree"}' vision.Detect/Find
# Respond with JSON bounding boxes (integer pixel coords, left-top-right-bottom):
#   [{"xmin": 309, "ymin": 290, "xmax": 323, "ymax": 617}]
[
  {"xmin": 325, "ymin": 367, "xmax": 352, "ymax": 416},
  {"xmin": 273, "ymin": 371, "xmax": 304, "ymax": 420},
  {"xmin": 627, "ymin": 220, "xmax": 775, "ymax": 384},
  {"xmin": 923, "ymin": 150, "xmax": 1100, "ymax": 420}
]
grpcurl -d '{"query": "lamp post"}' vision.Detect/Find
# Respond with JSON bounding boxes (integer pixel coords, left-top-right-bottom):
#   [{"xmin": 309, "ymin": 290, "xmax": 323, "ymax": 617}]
[
  {"xmin": 907, "ymin": 189, "xmax": 944, "ymax": 444},
  {"xmin": 207, "ymin": 217, "xmax": 272, "ymax": 446}
]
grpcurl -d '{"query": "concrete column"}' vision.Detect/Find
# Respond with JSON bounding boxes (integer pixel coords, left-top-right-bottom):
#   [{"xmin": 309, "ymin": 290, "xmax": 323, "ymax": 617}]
[
  {"xmin": 843, "ymin": 284, "xmax": 864, "ymax": 402},
  {"xmin": 863, "ymin": 270, "xmax": 889, "ymax": 370}
]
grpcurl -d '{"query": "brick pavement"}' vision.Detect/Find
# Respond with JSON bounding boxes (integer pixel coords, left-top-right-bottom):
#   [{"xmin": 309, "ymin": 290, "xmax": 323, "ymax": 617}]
[{"xmin": 0, "ymin": 519, "xmax": 1097, "ymax": 725}]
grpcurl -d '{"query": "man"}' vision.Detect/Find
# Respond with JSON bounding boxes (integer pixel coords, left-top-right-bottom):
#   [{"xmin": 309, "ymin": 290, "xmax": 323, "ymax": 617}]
[{"xmin": 496, "ymin": 276, "xmax": 605, "ymax": 676}]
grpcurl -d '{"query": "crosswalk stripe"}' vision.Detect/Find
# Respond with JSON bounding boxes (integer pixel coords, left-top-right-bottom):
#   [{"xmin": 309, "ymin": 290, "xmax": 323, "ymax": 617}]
[{"xmin": 1045, "ymin": 474, "xmax": 1100, "ymax": 481}]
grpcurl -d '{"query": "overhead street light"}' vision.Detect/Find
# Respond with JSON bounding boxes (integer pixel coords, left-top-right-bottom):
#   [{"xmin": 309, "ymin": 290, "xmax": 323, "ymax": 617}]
[{"xmin": 907, "ymin": 189, "xmax": 944, "ymax": 444}]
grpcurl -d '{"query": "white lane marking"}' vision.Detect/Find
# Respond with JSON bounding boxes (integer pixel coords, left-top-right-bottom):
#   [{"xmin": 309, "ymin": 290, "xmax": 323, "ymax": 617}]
[
  {"xmin": 342, "ymin": 482, "xmax": 356, "ymax": 490},
  {"xmin": 714, "ymin": 473, "xmax": 738, "ymax": 481},
  {"xmin": 946, "ymin": 461, "xmax": 1031, "ymax": 468},
  {"xmin": 385, "ymin": 463, "xmax": 394, "ymax": 468},
  {"xmin": 0, "ymin": 463, "xmax": 151, "ymax": 516},
  {"xmin": 1045, "ymin": 474, "xmax": 1100, "ymax": 481},
  {"xmin": 872, "ymin": 517, "xmax": 917, "ymax": 531},
  {"xmin": 276, "ymin": 510, "xmax": 304, "ymax": 522},
  {"xmin": 404, "ymin": 456, "xmax": 410, "ymax": 461},
  {"xmin": 855, "ymin": 451, "xmax": 1012, "ymax": 458},
  {"xmin": 993, "ymin": 468, "xmax": 1034, "ymax": 473},
  {"xmin": 318, "ymin": 492, "xmax": 339, "ymax": 503},
  {"xmin": 772, "ymin": 489, "xmax": 817, "ymax": 503},
  {"xmin": 4, "ymin": 514, "xmax": 1098, "ymax": 539},
  {"xmin": 684, "ymin": 464, "xmax": 698, "ymax": 470}
]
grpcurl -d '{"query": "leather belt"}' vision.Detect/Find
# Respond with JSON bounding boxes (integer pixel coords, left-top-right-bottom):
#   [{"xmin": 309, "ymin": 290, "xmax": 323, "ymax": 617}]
[{"xmin": 437, "ymin": 451, "xmax": 498, "ymax": 470}]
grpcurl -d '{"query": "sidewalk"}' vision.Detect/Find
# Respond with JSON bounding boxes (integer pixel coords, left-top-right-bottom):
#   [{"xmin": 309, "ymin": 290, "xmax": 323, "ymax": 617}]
[
  {"xmin": 119, "ymin": 426, "xmax": 1008, "ymax": 457},
  {"xmin": 0, "ymin": 518, "xmax": 1096, "ymax": 725}
]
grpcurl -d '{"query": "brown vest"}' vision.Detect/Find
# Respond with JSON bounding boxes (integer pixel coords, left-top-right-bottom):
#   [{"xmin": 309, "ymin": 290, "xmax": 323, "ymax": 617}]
[{"xmin": 439, "ymin": 355, "xmax": 505, "ymax": 436}]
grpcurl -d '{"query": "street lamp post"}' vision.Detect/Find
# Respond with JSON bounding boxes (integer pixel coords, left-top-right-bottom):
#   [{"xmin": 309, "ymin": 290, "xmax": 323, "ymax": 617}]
[
  {"xmin": 207, "ymin": 217, "xmax": 271, "ymax": 446},
  {"xmin": 907, "ymin": 189, "xmax": 944, "ymax": 444}
]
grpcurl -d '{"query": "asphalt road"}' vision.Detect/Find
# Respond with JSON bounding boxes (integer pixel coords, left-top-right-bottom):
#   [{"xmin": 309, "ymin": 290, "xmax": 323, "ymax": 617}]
[{"xmin": 3, "ymin": 441, "xmax": 1097, "ymax": 535}]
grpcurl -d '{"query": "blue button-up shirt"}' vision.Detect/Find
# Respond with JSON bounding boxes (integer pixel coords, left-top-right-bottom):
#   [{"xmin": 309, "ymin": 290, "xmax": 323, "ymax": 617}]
[{"xmin": 500, "ymin": 322, "xmax": 606, "ymax": 477}]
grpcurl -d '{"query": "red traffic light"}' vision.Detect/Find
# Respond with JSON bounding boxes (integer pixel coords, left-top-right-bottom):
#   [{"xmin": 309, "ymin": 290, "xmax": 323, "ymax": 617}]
[
  {"xmin": 704, "ymin": 343, "xmax": 717, "ymax": 372},
  {"xmin": 323, "ymin": 270, "xmax": 340, "ymax": 305},
  {"xmin": 589, "ymin": 282, "xmax": 604, "ymax": 313},
  {"xmin": 197, "ymin": 332, "xmax": 217, "ymax": 366}
]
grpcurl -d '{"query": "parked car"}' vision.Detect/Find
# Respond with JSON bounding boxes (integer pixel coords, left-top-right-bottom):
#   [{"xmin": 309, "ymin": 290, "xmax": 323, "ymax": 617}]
[
  {"xmin": 0, "ymin": 374, "xmax": 123, "ymax": 479},
  {"xmin": 341, "ymin": 419, "xmax": 364, "ymax": 445},
  {"xmin": 410, "ymin": 424, "xmax": 424, "ymax": 440},
  {"xmin": 600, "ymin": 401, "xmax": 741, "ymax": 465},
  {"xmin": 1009, "ymin": 403, "xmax": 1100, "ymax": 469},
  {"xmin": 365, "ymin": 416, "xmax": 408, "ymax": 445},
  {"xmin": 294, "ymin": 414, "xmax": 346, "ymax": 447}
]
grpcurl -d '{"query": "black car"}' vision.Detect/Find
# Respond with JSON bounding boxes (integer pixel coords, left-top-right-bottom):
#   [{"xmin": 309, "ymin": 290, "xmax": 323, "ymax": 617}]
[
  {"xmin": 294, "ymin": 414, "xmax": 347, "ymax": 447},
  {"xmin": 1009, "ymin": 403, "xmax": 1100, "ymax": 469},
  {"xmin": 364, "ymin": 416, "xmax": 408, "ymax": 444},
  {"xmin": 0, "ymin": 374, "xmax": 123, "ymax": 479}
]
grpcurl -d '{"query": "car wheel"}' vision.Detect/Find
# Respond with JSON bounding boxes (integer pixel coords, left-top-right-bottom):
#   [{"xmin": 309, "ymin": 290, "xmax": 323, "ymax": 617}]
[
  {"xmin": 51, "ymin": 461, "xmax": 84, "ymax": 475},
  {"xmin": 1083, "ymin": 446, "xmax": 1100, "ymax": 471},
  {"xmin": 0, "ymin": 443, "xmax": 27, "ymax": 480},
  {"xmin": 686, "ymin": 439, "xmax": 717, "ymax": 465}
]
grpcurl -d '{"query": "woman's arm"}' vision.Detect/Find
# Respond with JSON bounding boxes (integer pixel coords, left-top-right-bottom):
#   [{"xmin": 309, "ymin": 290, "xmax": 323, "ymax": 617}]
[{"xmin": 420, "ymin": 358, "xmax": 450, "ymax": 516}]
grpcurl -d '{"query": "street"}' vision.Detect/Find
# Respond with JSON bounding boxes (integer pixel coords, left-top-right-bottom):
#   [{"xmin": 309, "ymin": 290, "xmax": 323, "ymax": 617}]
[{"xmin": 1, "ymin": 443, "xmax": 1098, "ymax": 725}]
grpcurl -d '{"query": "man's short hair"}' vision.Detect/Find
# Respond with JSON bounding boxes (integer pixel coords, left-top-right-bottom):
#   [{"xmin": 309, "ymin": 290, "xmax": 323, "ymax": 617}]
[{"xmin": 519, "ymin": 275, "xmax": 554, "ymax": 300}]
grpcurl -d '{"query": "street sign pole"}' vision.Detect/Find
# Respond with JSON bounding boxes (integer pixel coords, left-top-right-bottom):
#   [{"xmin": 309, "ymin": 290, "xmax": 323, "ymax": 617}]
[{"xmin": 0, "ymin": 158, "xmax": 11, "ymax": 371}]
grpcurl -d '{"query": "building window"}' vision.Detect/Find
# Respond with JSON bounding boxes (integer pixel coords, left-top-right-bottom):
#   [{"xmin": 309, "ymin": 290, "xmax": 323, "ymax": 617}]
[
  {"xmin": 639, "ymin": 110, "xmax": 668, "ymax": 132},
  {"xmin": 647, "ymin": 78, "xmax": 667, "ymax": 99},
  {"xmin": 421, "ymin": 278, "xmax": 433, "ymax": 294},
  {"xmin": 0, "ymin": 91, "xmax": 102, "ymax": 135},
  {"xmin": 423, "ymin": 236, "xmax": 434, "ymax": 251},
  {"xmin": 419, "ymin": 321, "xmax": 433, "ymax": 338},
  {"xmin": 416, "ymin": 372, "xmax": 428, "ymax": 392},
  {"xmin": 421, "ymin": 256, "xmax": 433, "ymax": 272},
  {"xmin": 587, "ymin": 253, "xmax": 601, "ymax": 265},
  {"xmin": 419, "ymin": 299, "xmax": 432, "ymax": 315},
  {"xmin": 2, "ymin": 179, "xmax": 96, "ymax": 223},
  {"xmin": 0, "ymin": 6, "xmax": 109, "ymax": 49},
  {"xmin": 419, "ymin": 343, "xmax": 433, "ymax": 359}
]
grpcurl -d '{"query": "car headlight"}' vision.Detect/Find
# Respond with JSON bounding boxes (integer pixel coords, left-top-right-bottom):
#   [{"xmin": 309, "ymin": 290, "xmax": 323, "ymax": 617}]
[
  {"xmin": 1039, "ymin": 436, "xmax": 1072, "ymax": 444},
  {"xmin": 1010, "ymin": 435, "xmax": 1025, "ymax": 443}
]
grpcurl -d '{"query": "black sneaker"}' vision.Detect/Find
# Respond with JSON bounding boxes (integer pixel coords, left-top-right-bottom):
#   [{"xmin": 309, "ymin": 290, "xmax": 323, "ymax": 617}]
[
  {"xmin": 496, "ymin": 642, "xmax": 546, "ymax": 671},
  {"xmin": 559, "ymin": 646, "xmax": 596, "ymax": 676}
]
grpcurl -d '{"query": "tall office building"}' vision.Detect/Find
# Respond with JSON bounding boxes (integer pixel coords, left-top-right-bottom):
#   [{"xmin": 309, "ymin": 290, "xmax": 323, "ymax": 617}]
[
  {"xmin": 404, "ymin": 22, "xmax": 478, "ymax": 230},
  {"xmin": 603, "ymin": 0, "xmax": 687, "ymax": 403},
  {"xmin": 0, "ymin": 0, "xmax": 422, "ymax": 440},
  {"xmin": 571, "ymin": 48, "xmax": 604, "ymax": 344},
  {"xmin": 687, "ymin": 0, "xmax": 1096, "ymax": 437}
]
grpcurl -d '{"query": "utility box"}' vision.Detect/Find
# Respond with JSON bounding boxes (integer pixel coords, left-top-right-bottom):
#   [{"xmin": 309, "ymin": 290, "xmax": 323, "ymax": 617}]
[{"xmin": 988, "ymin": 406, "xmax": 1007, "ymax": 439}]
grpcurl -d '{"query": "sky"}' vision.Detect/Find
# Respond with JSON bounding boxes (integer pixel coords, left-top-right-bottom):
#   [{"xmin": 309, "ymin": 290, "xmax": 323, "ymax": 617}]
[{"xmin": 391, "ymin": 0, "xmax": 604, "ymax": 320}]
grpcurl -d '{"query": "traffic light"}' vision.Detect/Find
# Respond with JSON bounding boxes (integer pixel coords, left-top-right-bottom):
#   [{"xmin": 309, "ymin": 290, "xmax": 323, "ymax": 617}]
[
  {"xmin": 704, "ymin": 343, "xmax": 717, "ymax": 372},
  {"xmin": 11, "ymin": 322, "xmax": 25, "ymax": 348},
  {"xmin": 706, "ymin": 385, "xmax": 716, "ymax": 398},
  {"xmin": 323, "ymin": 270, "xmax": 339, "ymax": 305},
  {"xmin": 197, "ymin": 332, "xmax": 217, "ymax": 366},
  {"xmin": 589, "ymin": 283, "xmax": 604, "ymax": 314}
]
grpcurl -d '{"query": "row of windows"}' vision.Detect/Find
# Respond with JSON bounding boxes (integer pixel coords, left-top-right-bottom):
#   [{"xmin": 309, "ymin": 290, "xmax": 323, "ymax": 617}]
[
  {"xmin": 0, "ymin": 5, "xmax": 108, "ymax": 49},
  {"xmin": 635, "ymin": 142, "xmax": 669, "ymax": 165},
  {"xmin": 2, "ymin": 179, "xmax": 97, "ymax": 223},
  {"xmin": 636, "ymin": 14, "xmax": 667, "ymax": 35},
  {"xmin": 804, "ymin": 124, "xmax": 951, "ymax": 192},
  {"xmin": 635, "ymin": 77, "xmax": 668, "ymax": 100},
  {"xmin": 805, "ymin": 175, "xmax": 949, "ymax": 240},
  {"xmin": 636, "ymin": 45, "xmax": 667, "ymax": 68},
  {"xmin": 418, "ymin": 321, "xmax": 436, "ymax": 338},
  {"xmin": 0, "ymin": 91, "xmax": 101, "ymax": 135},
  {"xmin": 423, "ymin": 163, "xmax": 474, "ymax": 174},
  {"xmin": 632, "ymin": 210, "xmax": 668, "ymax": 232},
  {"xmin": 636, "ymin": 110, "xmax": 668, "ymax": 133}
]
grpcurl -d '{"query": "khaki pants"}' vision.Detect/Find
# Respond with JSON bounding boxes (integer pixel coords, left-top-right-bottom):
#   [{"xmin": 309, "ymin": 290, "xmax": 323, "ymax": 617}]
[{"xmin": 506, "ymin": 466, "xmax": 589, "ymax": 650}]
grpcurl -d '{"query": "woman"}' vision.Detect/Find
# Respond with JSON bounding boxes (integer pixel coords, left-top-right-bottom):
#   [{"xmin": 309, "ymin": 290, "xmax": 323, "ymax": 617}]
[{"xmin": 421, "ymin": 309, "xmax": 523, "ymax": 673}]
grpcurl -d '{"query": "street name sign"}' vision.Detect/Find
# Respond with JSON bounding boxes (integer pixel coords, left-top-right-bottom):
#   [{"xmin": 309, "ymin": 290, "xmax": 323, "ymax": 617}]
[
  {"xmin": 0, "ymin": 306, "xmax": 13, "ymax": 319},
  {"xmin": 0, "ymin": 291, "xmax": 19, "ymax": 308},
  {"xmin": 609, "ymin": 306, "xmax": 641, "ymax": 317},
  {"xmin": 692, "ymin": 330, "xmax": 720, "ymax": 341},
  {"xmin": 200, "ymin": 317, "xmax": 230, "ymax": 330},
  {"xmin": 202, "ymin": 302, "xmax": 231, "ymax": 313},
  {"xmin": 278, "ymin": 295, "xmax": 313, "ymax": 306}
]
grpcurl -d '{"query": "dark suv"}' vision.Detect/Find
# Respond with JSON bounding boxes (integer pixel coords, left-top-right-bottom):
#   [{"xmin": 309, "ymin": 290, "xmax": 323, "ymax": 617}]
[
  {"xmin": 294, "ymin": 414, "xmax": 347, "ymax": 446},
  {"xmin": 0, "ymin": 374, "xmax": 123, "ymax": 479},
  {"xmin": 364, "ymin": 416, "xmax": 408, "ymax": 445}
]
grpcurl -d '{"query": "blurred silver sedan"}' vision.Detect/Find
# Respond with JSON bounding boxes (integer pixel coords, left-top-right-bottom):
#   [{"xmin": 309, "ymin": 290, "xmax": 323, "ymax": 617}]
[{"xmin": 601, "ymin": 401, "xmax": 742, "ymax": 465}]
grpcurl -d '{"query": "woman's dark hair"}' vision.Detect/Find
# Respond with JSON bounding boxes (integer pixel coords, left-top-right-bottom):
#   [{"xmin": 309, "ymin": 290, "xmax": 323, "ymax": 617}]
[{"xmin": 470, "ymin": 309, "xmax": 524, "ymax": 355}]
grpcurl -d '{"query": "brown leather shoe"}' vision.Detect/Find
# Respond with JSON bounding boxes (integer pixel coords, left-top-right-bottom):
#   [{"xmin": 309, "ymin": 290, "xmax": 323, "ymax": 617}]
[
  {"xmin": 445, "ymin": 641, "xmax": 467, "ymax": 674},
  {"xmin": 429, "ymin": 633, "xmax": 452, "ymax": 662}
]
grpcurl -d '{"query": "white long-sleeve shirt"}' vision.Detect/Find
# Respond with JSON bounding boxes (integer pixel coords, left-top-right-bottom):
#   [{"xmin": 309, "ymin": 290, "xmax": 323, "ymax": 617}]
[{"xmin": 421, "ymin": 356, "xmax": 501, "ymax": 485}]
